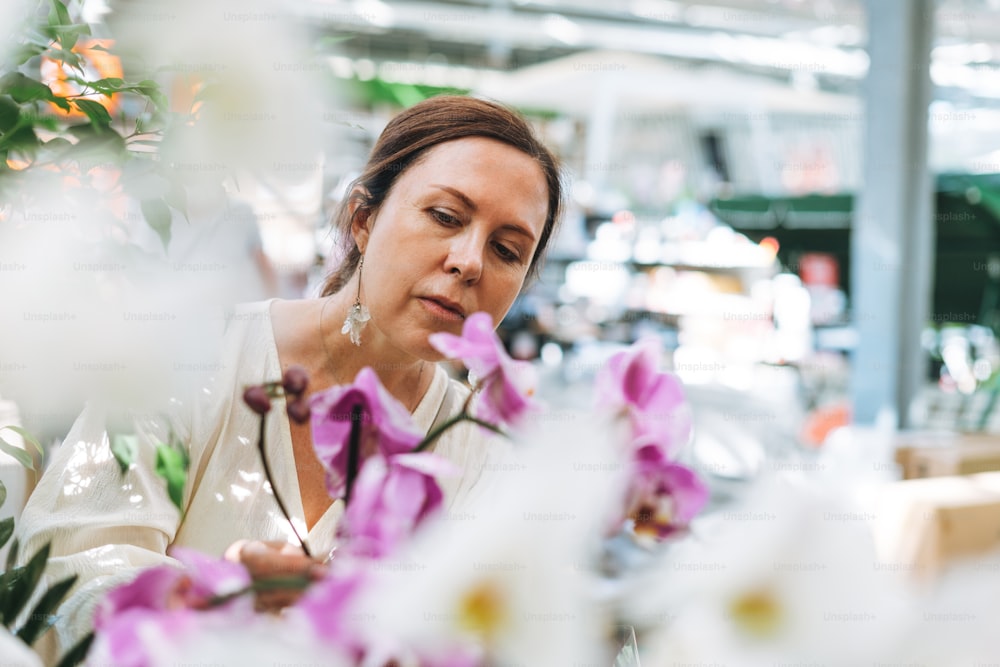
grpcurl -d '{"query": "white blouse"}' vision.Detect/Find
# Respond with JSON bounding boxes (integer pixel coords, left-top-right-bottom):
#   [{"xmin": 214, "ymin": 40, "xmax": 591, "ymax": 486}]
[{"xmin": 16, "ymin": 300, "xmax": 507, "ymax": 665}]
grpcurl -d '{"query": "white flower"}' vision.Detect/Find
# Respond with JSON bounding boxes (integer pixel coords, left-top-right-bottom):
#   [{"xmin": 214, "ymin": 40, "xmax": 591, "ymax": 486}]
[
  {"xmin": 630, "ymin": 475, "xmax": 916, "ymax": 666},
  {"xmin": 86, "ymin": 609, "xmax": 348, "ymax": 667},
  {"xmin": 896, "ymin": 552, "xmax": 1000, "ymax": 665},
  {"xmin": 0, "ymin": 628, "xmax": 43, "ymax": 667},
  {"xmin": 351, "ymin": 412, "xmax": 623, "ymax": 666}
]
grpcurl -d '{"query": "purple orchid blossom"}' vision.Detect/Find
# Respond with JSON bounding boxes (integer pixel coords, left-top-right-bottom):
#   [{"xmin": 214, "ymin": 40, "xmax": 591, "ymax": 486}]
[
  {"xmin": 91, "ymin": 549, "xmax": 252, "ymax": 667},
  {"xmin": 595, "ymin": 338, "xmax": 691, "ymax": 454},
  {"xmin": 310, "ymin": 367, "xmax": 425, "ymax": 498},
  {"xmin": 292, "ymin": 562, "xmax": 368, "ymax": 656},
  {"xmin": 96, "ymin": 548, "xmax": 250, "ymax": 622},
  {"xmin": 429, "ymin": 312, "xmax": 537, "ymax": 427},
  {"xmin": 623, "ymin": 443, "xmax": 708, "ymax": 540},
  {"xmin": 338, "ymin": 453, "xmax": 458, "ymax": 559}
]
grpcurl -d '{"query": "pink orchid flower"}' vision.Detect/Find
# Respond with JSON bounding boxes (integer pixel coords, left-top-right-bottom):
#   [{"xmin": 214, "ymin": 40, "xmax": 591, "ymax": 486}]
[
  {"xmin": 623, "ymin": 443, "xmax": 709, "ymax": 541},
  {"xmin": 595, "ymin": 338, "xmax": 691, "ymax": 454},
  {"xmin": 96, "ymin": 548, "xmax": 250, "ymax": 623},
  {"xmin": 338, "ymin": 453, "xmax": 459, "ymax": 559},
  {"xmin": 292, "ymin": 561, "xmax": 368, "ymax": 655},
  {"xmin": 92, "ymin": 549, "xmax": 252, "ymax": 667},
  {"xmin": 429, "ymin": 311, "xmax": 537, "ymax": 427},
  {"xmin": 310, "ymin": 367, "xmax": 425, "ymax": 498}
]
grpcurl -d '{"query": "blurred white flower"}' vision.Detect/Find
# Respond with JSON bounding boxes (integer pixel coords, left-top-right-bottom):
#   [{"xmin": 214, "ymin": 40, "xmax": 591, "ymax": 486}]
[
  {"xmin": 630, "ymin": 475, "xmax": 917, "ymax": 666},
  {"xmin": 0, "ymin": 627, "xmax": 43, "ymax": 667},
  {"xmin": 351, "ymin": 410, "xmax": 624, "ymax": 666},
  {"xmin": 895, "ymin": 552, "xmax": 1000, "ymax": 665},
  {"xmin": 109, "ymin": 0, "xmax": 323, "ymax": 176},
  {"xmin": 0, "ymin": 0, "xmax": 328, "ymax": 430},
  {"xmin": 85, "ymin": 609, "xmax": 348, "ymax": 667}
]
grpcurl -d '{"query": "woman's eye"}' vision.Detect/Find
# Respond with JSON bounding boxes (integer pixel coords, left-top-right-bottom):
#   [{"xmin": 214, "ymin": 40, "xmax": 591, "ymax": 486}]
[
  {"xmin": 430, "ymin": 209, "xmax": 459, "ymax": 226},
  {"xmin": 494, "ymin": 242, "xmax": 521, "ymax": 263}
]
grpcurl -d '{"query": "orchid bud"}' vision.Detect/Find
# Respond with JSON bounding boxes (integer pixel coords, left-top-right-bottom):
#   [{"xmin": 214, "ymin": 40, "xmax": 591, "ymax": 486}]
[
  {"xmin": 287, "ymin": 397, "xmax": 312, "ymax": 424},
  {"xmin": 282, "ymin": 365, "xmax": 310, "ymax": 396},
  {"xmin": 243, "ymin": 385, "xmax": 272, "ymax": 415}
]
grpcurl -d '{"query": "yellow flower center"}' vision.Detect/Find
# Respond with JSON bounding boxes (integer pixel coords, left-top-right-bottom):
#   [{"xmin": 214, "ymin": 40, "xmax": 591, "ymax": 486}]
[
  {"xmin": 458, "ymin": 581, "xmax": 507, "ymax": 641},
  {"xmin": 729, "ymin": 588, "xmax": 783, "ymax": 638}
]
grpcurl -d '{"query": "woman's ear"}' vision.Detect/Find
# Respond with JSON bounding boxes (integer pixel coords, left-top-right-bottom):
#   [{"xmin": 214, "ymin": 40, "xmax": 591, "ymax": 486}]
[{"xmin": 348, "ymin": 186, "xmax": 373, "ymax": 254}]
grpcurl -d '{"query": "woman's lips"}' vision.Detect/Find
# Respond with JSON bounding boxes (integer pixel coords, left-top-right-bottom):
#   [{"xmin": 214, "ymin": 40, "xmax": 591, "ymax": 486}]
[{"xmin": 419, "ymin": 297, "xmax": 465, "ymax": 322}]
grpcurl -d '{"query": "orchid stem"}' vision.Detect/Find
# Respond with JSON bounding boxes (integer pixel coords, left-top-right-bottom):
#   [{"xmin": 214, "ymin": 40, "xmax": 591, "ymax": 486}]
[
  {"xmin": 413, "ymin": 413, "xmax": 507, "ymax": 454},
  {"xmin": 257, "ymin": 415, "xmax": 313, "ymax": 559},
  {"xmin": 343, "ymin": 404, "xmax": 362, "ymax": 506},
  {"xmin": 206, "ymin": 574, "xmax": 313, "ymax": 608}
]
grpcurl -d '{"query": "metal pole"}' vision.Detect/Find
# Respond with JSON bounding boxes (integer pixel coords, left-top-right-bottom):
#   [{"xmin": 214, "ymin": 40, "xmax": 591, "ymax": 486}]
[{"xmin": 851, "ymin": 0, "xmax": 935, "ymax": 428}]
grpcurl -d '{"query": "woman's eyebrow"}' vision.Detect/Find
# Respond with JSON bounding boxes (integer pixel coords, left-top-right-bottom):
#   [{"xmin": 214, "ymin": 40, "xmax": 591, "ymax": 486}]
[{"xmin": 430, "ymin": 184, "xmax": 476, "ymax": 211}]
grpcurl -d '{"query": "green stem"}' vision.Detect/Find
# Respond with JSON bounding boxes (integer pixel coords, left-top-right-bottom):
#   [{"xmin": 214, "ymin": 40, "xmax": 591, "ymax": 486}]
[
  {"xmin": 205, "ymin": 574, "xmax": 313, "ymax": 608},
  {"xmin": 257, "ymin": 415, "xmax": 312, "ymax": 559},
  {"xmin": 413, "ymin": 413, "xmax": 507, "ymax": 454}
]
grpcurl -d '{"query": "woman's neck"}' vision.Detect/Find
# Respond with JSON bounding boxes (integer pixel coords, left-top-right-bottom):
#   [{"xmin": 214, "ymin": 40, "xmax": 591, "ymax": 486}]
[{"xmin": 315, "ymin": 294, "xmax": 430, "ymax": 413}]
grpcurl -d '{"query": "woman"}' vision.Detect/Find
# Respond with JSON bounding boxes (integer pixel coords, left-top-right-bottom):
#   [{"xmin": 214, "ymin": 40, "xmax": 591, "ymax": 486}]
[{"xmin": 16, "ymin": 95, "xmax": 563, "ymax": 663}]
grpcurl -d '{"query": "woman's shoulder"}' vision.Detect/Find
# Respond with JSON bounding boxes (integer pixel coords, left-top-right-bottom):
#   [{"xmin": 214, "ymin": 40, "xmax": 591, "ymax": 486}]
[
  {"xmin": 223, "ymin": 298, "xmax": 317, "ymax": 357},
  {"xmin": 223, "ymin": 299, "xmax": 278, "ymax": 334}
]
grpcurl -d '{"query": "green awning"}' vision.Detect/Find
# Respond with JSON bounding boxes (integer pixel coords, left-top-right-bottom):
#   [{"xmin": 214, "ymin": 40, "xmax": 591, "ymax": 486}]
[{"xmin": 707, "ymin": 174, "xmax": 1000, "ymax": 325}]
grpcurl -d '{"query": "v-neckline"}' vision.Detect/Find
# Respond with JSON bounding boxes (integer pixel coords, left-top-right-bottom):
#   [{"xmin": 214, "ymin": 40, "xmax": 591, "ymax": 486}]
[{"xmin": 261, "ymin": 298, "xmax": 448, "ymax": 556}]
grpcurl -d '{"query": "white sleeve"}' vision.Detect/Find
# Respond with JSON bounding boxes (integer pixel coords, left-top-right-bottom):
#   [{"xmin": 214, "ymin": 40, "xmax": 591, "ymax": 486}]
[
  {"xmin": 13, "ymin": 303, "xmax": 260, "ymax": 665},
  {"xmin": 14, "ymin": 403, "xmax": 186, "ymax": 664}
]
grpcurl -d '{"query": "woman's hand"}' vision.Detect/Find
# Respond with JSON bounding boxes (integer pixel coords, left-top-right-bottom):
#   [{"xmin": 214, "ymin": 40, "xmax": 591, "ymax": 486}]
[{"xmin": 224, "ymin": 539, "xmax": 327, "ymax": 613}]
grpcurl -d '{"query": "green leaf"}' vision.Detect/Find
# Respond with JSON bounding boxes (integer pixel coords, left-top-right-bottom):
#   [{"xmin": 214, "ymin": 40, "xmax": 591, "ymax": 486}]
[
  {"xmin": 74, "ymin": 99, "xmax": 112, "ymax": 128},
  {"xmin": 27, "ymin": 114, "xmax": 62, "ymax": 131},
  {"xmin": 45, "ymin": 46, "xmax": 83, "ymax": 71},
  {"xmin": 110, "ymin": 434, "xmax": 137, "ymax": 474},
  {"xmin": 54, "ymin": 631, "xmax": 94, "ymax": 667},
  {"xmin": 0, "ymin": 517, "xmax": 13, "ymax": 551},
  {"xmin": 1, "ymin": 542, "xmax": 49, "ymax": 625},
  {"xmin": 0, "ymin": 435, "xmax": 35, "ymax": 471},
  {"xmin": 50, "ymin": 96, "xmax": 71, "ymax": 112},
  {"xmin": 0, "ymin": 479, "xmax": 6, "ymax": 509},
  {"xmin": 5, "ymin": 537, "xmax": 19, "ymax": 571},
  {"xmin": 0, "ymin": 72, "xmax": 69, "ymax": 111},
  {"xmin": 18, "ymin": 574, "xmax": 78, "ymax": 646},
  {"xmin": 154, "ymin": 444, "xmax": 188, "ymax": 512},
  {"xmin": 93, "ymin": 77, "xmax": 124, "ymax": 94},
  {"xmin": 9, "ymin": 42, "xmax": 46, "ymax": 66},
  {"xmin": 140, "ymin": 198, "xmax": 172, "ymax": 250},
  {"xmin": 0, "ymin": 96, "xmax": 18, "ymax": 134},
  {"xmin": 130, "ymin": 81, "xmax": 168, "ymax": 112},
  {"xmin": 48, "ymin": 0, "xmax": 71, "ymax": 31},
  {"xmin": 0, "ymin": 72, "xmax": 55, "ymax": 104},
  {"xmin": 0, "ymin": 125, "xmax": 39, "ymax": 157},
  {"xmin": 52, "ymin": 23, "xmax": 91, "ymax": 51},
  {"xmin": 2, "ymin": 425, "xmax": 44, "ymax": 459},
  {"xmin": 69, "ymin": 76, "xmax": 124, "ymax": 97},
  {"xmin": 0, "ymin": 563, "xmax": 22, "ymax": 619}
]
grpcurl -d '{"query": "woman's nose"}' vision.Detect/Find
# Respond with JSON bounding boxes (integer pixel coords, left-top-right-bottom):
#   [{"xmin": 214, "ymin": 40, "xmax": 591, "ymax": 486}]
[{"xmin": 444, "ymin": 234, "xmax": 484, "ymax": 284}]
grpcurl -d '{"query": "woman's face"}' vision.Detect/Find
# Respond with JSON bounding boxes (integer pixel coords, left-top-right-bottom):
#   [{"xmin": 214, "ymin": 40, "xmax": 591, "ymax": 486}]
[{"xmin": 353, "ymin": 136, "xmax": 549, "ymax": 359}]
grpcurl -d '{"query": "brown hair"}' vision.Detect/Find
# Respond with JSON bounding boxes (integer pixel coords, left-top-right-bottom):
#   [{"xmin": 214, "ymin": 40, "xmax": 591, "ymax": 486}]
[{"xmin": 320, "ymin": 95, "xmax": 562, "ymax": 296}]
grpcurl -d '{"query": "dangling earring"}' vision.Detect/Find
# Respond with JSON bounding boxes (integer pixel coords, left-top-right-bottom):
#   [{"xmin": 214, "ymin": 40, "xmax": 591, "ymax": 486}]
[{"xmin": 341, "ymin": 255, "xmax": 371, "ymax": 346}]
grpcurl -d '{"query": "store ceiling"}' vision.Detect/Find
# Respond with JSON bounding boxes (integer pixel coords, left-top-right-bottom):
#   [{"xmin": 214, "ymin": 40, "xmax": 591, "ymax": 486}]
[{"xmin": 295, "ymin": 0, "xmax": 1000, "ymax": 105}]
